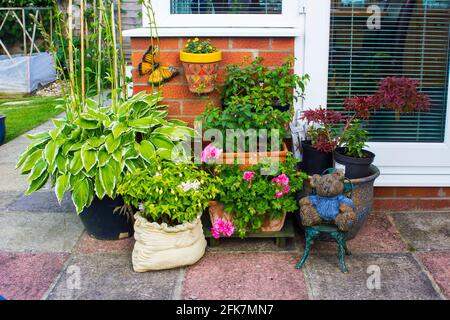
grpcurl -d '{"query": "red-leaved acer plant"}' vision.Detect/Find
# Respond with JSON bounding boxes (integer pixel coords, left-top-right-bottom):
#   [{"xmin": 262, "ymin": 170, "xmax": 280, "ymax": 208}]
[{"xmin": 302, "ymin": 76, "xmax": 430, "ymax": 154}]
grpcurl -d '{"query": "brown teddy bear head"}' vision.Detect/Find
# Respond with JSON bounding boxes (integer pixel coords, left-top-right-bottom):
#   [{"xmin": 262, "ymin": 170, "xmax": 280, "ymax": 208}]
[{"xmin": 309, "ymin": 170, "xmax": 345, "ymax": 197}]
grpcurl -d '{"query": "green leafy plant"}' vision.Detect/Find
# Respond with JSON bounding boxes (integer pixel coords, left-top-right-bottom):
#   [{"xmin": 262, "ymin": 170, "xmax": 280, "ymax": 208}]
[
  {"xmin": 117, "ymin": 159, "xmax": 221, "ymax": 226},
  {"xmin": 222, "ymin": 56, "xmax": 309, "ymax": 108},
  {"xmin": 183, "ymin": 37, "xmax": 217, "ymax": 54},
  {"xmin": 16, "ymin": 91, "xmax": 193, "ymax": 213},
  {"xmin": 217, "ymin": 154, "xmax": 308, "ymax": 237},
  {"xmin": 340, "ymin": 119, "xmax": 368, "ymax": 158},
  {"xmin": 197, "ymin": 100, "xmax": 291, "ymax": 152}
]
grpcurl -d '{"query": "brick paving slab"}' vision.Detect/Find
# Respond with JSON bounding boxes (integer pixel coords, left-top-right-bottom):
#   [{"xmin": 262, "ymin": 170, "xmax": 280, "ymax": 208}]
[
  {"xmin": 301, "ymin": 253, "xmax": 441, "ymax": 300},
  {"xmin": 0, "ymin": 251, "xmax": 68, "ymax": 300},
  {"xmin": 298, "ymin": 212, "xmax": 407, "ymax": 254},
  {"xmin": 47, "ymin": 253, "xmax": 182, "ymax": 300},
  {"xmin": 0, "ymin": 192, "xmax": 22, "ymax": 210},
  {"xmin": 416, "ymin": 251, "xmax": 450, "ymax": 299},
  {"xmin": 74, "ymin": 232, "xmax": 135, "ymax": 254},
  {"xmin": 8, "ymin": 191, "xmax": 76, "ymax": 213},
  {"xmin": 391, "ymin": 212, "xmax": 450, "ymax": 251},
  {"xmin": 207, "ymin": 237, "xmax": 298, "ymax": 253},
  {"xmin": 182, "ymin": 252, "xmax": 309, "ymax": 300},
  {"xmin": 0, "ymin": 211, "xmax": 83, "ymax": 252}
]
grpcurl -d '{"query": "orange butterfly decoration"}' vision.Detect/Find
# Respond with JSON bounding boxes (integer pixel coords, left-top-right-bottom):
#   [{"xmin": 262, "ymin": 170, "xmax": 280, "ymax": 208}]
[{"xmin": 138, "ymin": 45, "xmax": 179, "ymax": 85}]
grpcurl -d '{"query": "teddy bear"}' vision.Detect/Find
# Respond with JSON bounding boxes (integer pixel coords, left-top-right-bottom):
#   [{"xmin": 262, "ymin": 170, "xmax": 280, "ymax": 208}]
[{"xmin": 299, "ymin": 170, "xmax": 356, "ymax": 232}]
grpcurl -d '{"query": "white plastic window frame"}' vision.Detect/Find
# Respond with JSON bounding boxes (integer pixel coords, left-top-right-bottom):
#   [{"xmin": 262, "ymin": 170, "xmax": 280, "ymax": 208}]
[{"xmin": 144, "ymin": 0, "xmax": 301, "ymax": 28}]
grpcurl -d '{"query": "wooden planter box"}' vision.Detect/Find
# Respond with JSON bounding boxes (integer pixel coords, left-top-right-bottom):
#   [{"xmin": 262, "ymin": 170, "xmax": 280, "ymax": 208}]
[
  {"xmin": 208, "ymin": 200, "xmax": 287, "ymax": 233},
  {"xmin": 217, "ymin": 142, "xmax": 289, "ymax": 169}
]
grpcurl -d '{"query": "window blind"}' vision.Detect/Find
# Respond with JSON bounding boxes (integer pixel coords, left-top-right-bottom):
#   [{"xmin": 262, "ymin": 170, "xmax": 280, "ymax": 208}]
[
  {"xmin": 327, "ymin": 0, "xmax": 450, "ymax": 142},
  {"xmin": 170, "ymin": 0, "xmax": 282, "ymax": 14}
]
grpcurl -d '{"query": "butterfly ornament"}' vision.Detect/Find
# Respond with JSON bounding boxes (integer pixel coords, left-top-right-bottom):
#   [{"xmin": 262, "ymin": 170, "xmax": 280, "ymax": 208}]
[{"xmin": 138, "ymin": 45, "xmax": 179, "ymax": 85}]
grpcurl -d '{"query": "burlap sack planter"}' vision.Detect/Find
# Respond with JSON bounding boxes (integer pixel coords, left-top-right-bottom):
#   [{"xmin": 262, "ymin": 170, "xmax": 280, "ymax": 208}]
[{"xmin": 132, "ymin": 213, "xmax": 207, "ymax": 272}]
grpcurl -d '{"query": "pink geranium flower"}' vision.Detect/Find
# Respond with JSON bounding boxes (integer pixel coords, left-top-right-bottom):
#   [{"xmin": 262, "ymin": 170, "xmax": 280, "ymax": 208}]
[
  {"xmin": 243, "ymin": 171, "xmax": 255, "ymax": 182},
  {"xmin": 201, "ymin": 144, "xmax": 223, "ymax": 163},
  {"xmin": 211, "ymin": 218, "xmax": 234, "ymax": 239},
  {"xmin": 275, "ymin": 191, "xmax": 284, "ymax": 198},
  {"xmin": 272, "ymin": 173, "xmax": 290, "ymax": 198},
  {"xmin": 272, "ymin": 173, "xmax": 289, "ymax": 186}
]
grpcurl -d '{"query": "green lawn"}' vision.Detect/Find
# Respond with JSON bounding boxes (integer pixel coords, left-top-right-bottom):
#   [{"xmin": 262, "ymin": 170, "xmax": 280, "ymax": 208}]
[{"xmin": 0, "ymin": 96, "xmax": 63, "ymax": 143}]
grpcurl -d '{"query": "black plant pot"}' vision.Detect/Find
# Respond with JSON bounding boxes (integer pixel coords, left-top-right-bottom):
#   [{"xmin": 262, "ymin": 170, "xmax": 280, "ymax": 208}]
[
  {"xmin": 0, "ymin": 115, "xmax": 6, "ymax": 145},
  {"xmin": 78, "ymin": 196, "xmax": 134, "ymax": 240},
  {"xmin": 333, "ymin": 147, "xmax": 375, "ymax": 179},
  {"xmin": 300, "ymin": 140, "xmax": 333, "ymax": 175}
]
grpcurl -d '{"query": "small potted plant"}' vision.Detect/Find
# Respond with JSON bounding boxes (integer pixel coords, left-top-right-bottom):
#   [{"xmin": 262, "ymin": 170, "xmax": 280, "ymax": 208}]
[
  {"xmin": 300, "ymin": 107, "xmax": 341, "ymax": 175},
  {"xmin": 333, "ymin": 77, "xmax": 430, "ymax": 179},
  {"xmin": 117, "ymin": 160, "xmax": 220, "ymax": 272},
  {"xmin": 301, "ymin": 77, "xmax": 430, "ymax": 178},
  {"xmin": 180, "ymin": 38, "xmax": 222, "ymax": 94},
  {"xmin": 209, "ymin": 154, "xmax": 308, "ymax": 237},
  {"xmin": 0, "ymin": 114, "xmax": 5, "ymax": 145},
  {"xmin": 197, "ymin": 101, "xmax": 290, "ymax": 168},
  {"xmin": 222, "ymin": 56, "xmax": 309, "ymax": 112}
]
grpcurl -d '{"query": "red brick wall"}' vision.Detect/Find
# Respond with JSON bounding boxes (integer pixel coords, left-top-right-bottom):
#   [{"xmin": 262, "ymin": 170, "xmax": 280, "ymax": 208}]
[
  {"xmin": 130, "ymin": 37, "xmax": 295, "ymax": 126},
  {"xmin": 374, "ymin": 187, "xmax": 450, "ymax": 211}
]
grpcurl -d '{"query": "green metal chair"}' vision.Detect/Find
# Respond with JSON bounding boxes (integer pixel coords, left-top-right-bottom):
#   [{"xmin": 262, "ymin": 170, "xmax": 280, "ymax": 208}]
[{"xmin": 296, "ymin": 169, "xmax": 354, "ymax": 273}]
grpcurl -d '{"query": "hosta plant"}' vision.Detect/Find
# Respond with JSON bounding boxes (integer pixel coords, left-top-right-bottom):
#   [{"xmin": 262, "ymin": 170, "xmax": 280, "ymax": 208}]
[
  {"xmin": 117, "ymin": 159, "xmax": 221, "ymax": 226},
  {"xmin": 16, "ymin": 91, "xmax": 193, "ymax": 213}
]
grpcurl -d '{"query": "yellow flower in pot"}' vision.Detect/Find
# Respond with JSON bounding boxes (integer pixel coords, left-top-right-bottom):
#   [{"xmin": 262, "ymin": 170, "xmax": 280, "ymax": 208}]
[{"xmin": 180, "ymin": 38, "xmax": 222, "ymax": 94}]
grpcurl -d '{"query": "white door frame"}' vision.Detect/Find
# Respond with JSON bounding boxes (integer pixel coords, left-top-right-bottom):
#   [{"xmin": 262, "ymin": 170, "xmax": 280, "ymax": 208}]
[{"xmin": 302, "ymin": 0, "xmax": 450, "ymax": 186}]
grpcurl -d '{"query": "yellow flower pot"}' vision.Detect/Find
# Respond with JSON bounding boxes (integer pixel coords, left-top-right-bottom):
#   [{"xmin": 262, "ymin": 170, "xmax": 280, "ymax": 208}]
[{"xmin": 179, "ymin": 50, "xmax": 223, "ymax": 94}]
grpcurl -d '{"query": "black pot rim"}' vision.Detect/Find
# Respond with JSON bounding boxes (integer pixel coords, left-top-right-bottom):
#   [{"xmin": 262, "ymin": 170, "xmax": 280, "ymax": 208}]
[
  {"xmin": 0, "ymin": 114, "xmax": 5, "ymax": 119},
  {"xmin": 334, "ymin": 147, "xmax": 375, "ymax": 165},
  {"xmin": 301, "ymin": 140, "xmax": 332, "ymax": 154},
  {"xmin": 349, "ymin": 164, "xmax": 380, "ymax": 184}
]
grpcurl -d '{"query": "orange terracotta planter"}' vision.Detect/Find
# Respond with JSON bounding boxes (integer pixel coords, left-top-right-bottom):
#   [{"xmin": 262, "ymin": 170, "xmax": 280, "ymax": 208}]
[
  {"xmin": 180, "ymin": 51, "xmax": 222, "ymax": 94},
  {"xmin": 218, "ymin": 142, "xmax": 289, "ymax": 169},
  {"xmin": 208, "ymin": 201, "xmax": 287, "ymax": 233}
]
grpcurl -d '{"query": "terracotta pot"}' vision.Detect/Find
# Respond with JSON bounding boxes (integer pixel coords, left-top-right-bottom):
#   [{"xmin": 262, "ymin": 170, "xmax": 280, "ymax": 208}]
[
  {"xmin": 219, "ymin": 142, "xmax": 289, "ymax": 170},
  {"xmin": 180, "ymin": 51, "xmax": 222, "ymax": 94},
  {"xmin": 208, "ymin": 201, "xmax": 286, "ymax": 233},
  {"xmin": 261, "ymin": 213, "xmax": 287, "ymax": 232}
]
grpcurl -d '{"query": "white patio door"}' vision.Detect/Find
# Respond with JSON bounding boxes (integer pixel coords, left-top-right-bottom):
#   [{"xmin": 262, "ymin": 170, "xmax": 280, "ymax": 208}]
[{"xmin": 303, "ymin": 0, "xmax": 450, "ymax": 186}]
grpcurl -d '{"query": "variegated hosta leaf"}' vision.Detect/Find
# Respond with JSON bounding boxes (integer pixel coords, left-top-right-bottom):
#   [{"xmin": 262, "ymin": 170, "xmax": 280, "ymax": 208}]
[
  {"xmin": 136, "ymin": 140, "xmax": 155, "ymax": 163},
  {"xmin": 44, "ymin": 140, "xmax": 60, "ymax": 166},
  {"xmin": 105, "ymin": 134, "xmax": 121, "ymax": 154},
  {"xmin": 94, "ymin": 173, "xmax": 106, "ymax": 200},
  {"xmin": 20, "ymin": 149, "xmax": 43, "ymax": 174},
  {"xmin": 99, "ymin": 163, "xmax": 116, "ymax": 197},
  {"xmin": 70, "ymin": 151, "xmax": 83, "ymax": 175},
  {"xmin": 28, "ymin": 158, "xmax": 48, "ymax": 182},
  {"xmin": 81, "ymin": 146, "xmax": 97, "ymax": 172},
  {"xmin": 25, "ymin": 171, "xmax": 49, "ymax": 195},
  {"xmin": 72, "ymin": 178, "xmax": 91, "ymax": 214},
  {"xmin": 55, "ymin": 174, "xmax": 69, "ymax": 203}
]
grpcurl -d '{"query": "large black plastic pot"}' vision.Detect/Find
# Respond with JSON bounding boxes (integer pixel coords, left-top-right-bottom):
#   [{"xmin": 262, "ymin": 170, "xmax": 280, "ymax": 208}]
[
  {"xmin": 0, "ymin": 115, "xmax": 6, "ymax": 145},
  {"xmin": 334, "ymin": 147, "xmax": 375, "ymax": 179},
  {"xmin": 78, "ymin": 196, "xmax": 134, "ymax": 240},
  {"xmin": 300, "ymin": 140, "xmax": 333, "ymax": 175}
]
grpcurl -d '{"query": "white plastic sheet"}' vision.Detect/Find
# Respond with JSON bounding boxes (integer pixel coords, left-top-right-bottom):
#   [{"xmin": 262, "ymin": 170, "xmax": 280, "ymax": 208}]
[{"xmin": 0, "ymin": 52, "xmax": 56, "ymax": 93}]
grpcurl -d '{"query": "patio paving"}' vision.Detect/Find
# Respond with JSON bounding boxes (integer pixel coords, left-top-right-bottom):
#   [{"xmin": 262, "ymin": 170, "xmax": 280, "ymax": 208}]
[{"xmin": 0, "ymin": 121, "xmax": 448, "ymax": 300}]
